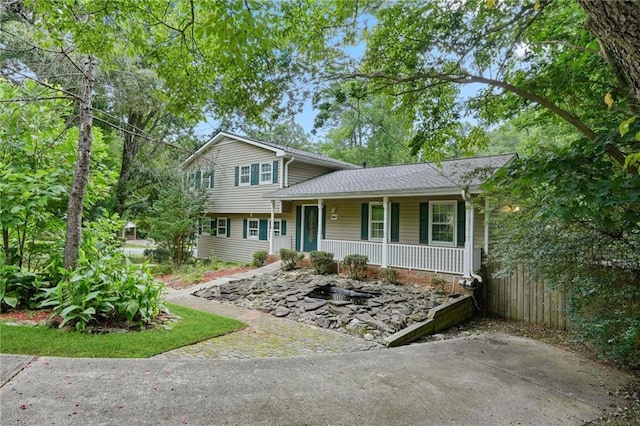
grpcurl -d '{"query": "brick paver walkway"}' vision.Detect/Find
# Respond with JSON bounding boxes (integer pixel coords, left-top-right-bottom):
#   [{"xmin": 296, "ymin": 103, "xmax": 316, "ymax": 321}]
[{"xmin": 155, "ymin": 284, "xmax": 383, "ymax": 360}]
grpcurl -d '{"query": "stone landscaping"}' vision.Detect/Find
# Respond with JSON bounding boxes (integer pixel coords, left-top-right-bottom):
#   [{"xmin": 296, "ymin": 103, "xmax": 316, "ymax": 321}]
[{"xmin": 193, "ymin": 268, "xmax": 459, "ymax": 345}]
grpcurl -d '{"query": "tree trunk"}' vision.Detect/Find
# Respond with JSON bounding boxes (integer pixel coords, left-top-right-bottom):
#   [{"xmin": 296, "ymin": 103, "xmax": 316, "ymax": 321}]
[
  {"xmin": 63, "ymin": 55, "xmax": 96, "ymax": 270},
  {"xmin": 577, "ymin": 0, "xmax": 640, "ymax": 107}
]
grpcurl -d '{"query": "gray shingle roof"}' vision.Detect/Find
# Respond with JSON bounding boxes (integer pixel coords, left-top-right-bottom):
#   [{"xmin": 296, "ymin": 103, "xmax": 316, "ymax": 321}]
[{"xmin": 264, "ymin": 154, "xmax": 517, "ymax": 199}]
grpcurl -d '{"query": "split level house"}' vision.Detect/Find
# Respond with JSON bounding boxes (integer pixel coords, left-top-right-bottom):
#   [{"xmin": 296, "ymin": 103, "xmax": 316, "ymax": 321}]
[{"xmin": 181, "ymin": 131, "xmax": 516, "ymax": 284}]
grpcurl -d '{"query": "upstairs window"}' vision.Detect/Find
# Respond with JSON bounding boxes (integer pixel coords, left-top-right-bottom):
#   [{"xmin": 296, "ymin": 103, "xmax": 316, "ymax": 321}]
[
  {"xmin": 239, "ymin": 165, "xmax": 251, "ymax": 186},
  {"xmin": 260, "ymin": 163, "xmax": 272, "ymax": 184}
]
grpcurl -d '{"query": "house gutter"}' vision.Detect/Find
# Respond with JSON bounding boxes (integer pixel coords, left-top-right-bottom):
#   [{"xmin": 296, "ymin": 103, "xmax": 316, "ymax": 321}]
[
  {"xmin": 461, "ymin": 189, "xmax": 483, "ymax": 286},
  {"xmin": 283, "ymin": 157, "xmax": 295, "ymax": 188}
]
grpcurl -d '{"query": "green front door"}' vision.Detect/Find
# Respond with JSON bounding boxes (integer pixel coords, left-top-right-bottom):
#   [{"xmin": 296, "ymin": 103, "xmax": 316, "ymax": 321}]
[{"xmin": 303, "ymin": 206, "xmax": 318, "ymax": 252}]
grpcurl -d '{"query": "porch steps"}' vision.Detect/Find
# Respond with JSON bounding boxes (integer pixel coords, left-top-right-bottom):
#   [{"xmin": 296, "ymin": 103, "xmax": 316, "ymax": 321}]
[{"xmin": 384, "ymin": 294, "xmax": 475, "ymax": 347}]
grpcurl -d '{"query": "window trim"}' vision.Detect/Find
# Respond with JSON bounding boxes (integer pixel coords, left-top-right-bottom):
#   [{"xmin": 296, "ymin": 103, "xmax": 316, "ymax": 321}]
[
  {"xmin": 368, "ymin": 202, "xmax": 384, "ymax": 241},
  {"xmin": 428, "ymin": 201, "xmax": 457, "ymax": 247},
  {"xmin": 260, "ymin": 162, "xmax": 273, "ymax": 184},
  {"xmin": 239, "ymin": 165, "xmax": 251, "ymax": 186},
  {"xmin": 247, "ymin": 218, "xmax": 259, "ymax": 240},
  {"xmin": 216, "ymin": 217, "xmax": 227, "ymax": 237}
]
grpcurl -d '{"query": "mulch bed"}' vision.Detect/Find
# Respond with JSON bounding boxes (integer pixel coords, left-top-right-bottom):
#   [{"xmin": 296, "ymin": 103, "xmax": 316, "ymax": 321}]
[{"xmin": 156, "ymin": 266, "xmax": 255, "ymax": 290}]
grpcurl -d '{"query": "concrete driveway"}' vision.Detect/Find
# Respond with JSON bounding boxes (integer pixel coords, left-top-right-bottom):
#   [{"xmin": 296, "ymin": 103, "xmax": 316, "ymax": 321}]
[{"xmin": 0, "ymin": 334, "xmax": 630, "ymax": 425}]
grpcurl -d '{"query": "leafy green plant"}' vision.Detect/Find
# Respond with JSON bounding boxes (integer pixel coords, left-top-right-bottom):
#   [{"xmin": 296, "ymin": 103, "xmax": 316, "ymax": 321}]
[
  {"xmin": 309, "ymin": 251, "xmax": 336, "ymax": 275},
  {"xmin": 252, "ymin": 250, "xmax": 268, "ymax": 267},
  {"xmin": 342, "ymin": 254, "xmax": 368, "ymax": 280},
  {"xmin": 0, "ymin": 264, "xmax": 49, "ymax": 312},
  {"xmin": 280, "ymin": 249, "xmax": 303, "ymax": 271},
  {"xmin": 143, "ymin": 247, "xmax": 171, "ymax": 263},
  {"xmin": 378, "ymin": 268, "xmax": 400, "ymax": 284},
  {"xmin": 40, "ymin": 253, "xmax": 164, "ymax": 331}
]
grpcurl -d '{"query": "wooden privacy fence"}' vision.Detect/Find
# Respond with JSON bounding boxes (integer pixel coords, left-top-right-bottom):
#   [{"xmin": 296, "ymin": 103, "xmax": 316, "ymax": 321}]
[{"xmin": 483, "ymin": 263, "xmax": 569, "ymax": 330}]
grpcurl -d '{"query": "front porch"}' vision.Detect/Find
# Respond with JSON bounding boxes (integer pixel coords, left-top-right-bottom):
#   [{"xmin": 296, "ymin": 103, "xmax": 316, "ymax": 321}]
[{"xmin": 268, "ymin": 194, "xmax": 485, "ymax": 278}]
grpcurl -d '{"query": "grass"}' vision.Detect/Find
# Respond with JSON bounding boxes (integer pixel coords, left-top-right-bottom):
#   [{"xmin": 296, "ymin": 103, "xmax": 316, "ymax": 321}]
[{"xmin": 0, "ymin": 303, "xmax": 246, "ymax": 358}]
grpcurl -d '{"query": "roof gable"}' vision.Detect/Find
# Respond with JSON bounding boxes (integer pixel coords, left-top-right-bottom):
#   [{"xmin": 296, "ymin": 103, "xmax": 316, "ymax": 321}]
[{"xmin": 181, "ymin": 131, "xmax": 358, "ymax": 170}]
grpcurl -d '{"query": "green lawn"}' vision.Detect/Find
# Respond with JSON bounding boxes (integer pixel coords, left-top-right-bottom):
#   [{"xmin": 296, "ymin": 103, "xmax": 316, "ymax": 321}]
[{"xmin": 0, "ymin": 303, "xmax": 246, "ymax": 358}]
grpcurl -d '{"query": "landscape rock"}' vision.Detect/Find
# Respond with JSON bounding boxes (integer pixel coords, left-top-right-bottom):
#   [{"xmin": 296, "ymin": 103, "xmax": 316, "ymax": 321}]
[{"xmin": 195, "ymin": 268, "xmax": 456, "ymax": 345}]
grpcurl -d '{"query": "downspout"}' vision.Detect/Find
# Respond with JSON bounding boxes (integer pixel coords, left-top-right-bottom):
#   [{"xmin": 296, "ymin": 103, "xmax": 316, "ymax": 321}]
[
  {"xmin": 283, "ymin": 157, "xmax": 295, "ymax": 188},
  {"xmin": 461, "ymin": 189, "xmax": 483, "ymax": 285}
]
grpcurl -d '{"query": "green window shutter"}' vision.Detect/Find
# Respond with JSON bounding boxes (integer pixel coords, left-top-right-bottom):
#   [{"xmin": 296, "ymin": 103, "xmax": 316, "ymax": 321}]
[
  {"xmin": 361, "ymin": 203, "xmax": 369, "ymax": 240},
  {"xmin": 195, "ymin": 170, "xmax": 201, "ymax": 188},
  {"xmin": 281, "ymin": 220, "xmax": 286, "ymax": 236},
  {"xmin": 209, "ymin": 171, "xmax": 214, "ymax": 188},
  {"xmin": 272, "ymin": 160, "xmax": 279, "ymax": 183},
  {"xmin": 457, "ymin": 201, "xmax": 466, "ymax": 247},
  {"xmin": 419, "ymin": 202, "xmax": 429, "ymax": 244},
  {"xmin": 295, "ymin": 206, "xmax": 302, "ymax": 251},
  {"xmin": 234, "ymin": 166, "xmax": 239, "ymax": 186},
  {"xmin": 226, "ymin": 218, "xmax": 231, "ymax": 237},
  {"xmin": 250, "ymin": 163, "xmax": 259, "ymax": 185},
  {"xmin": 391, "ymin": 202, "xmax": 400, "ymax": 242},
  {"xmin": 243, "ymin": 219, "xmax": 247, "ymax": 239},
  {"xmin": 259, "ymin": 219, "xmax": 268, "ymax": 240},
  {"xmin": 182, "ymin": 173, "xmax": 188, "ymax": 189},
  {"xmin": 210, "ymin": 218, "xmax": 217, "ymax": 236}
]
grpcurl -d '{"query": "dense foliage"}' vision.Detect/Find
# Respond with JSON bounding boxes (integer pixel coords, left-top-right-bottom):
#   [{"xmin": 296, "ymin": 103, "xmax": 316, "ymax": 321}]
[{"xmin": 487, "ymin": 130, "xmax": 640, "ymax": 367}]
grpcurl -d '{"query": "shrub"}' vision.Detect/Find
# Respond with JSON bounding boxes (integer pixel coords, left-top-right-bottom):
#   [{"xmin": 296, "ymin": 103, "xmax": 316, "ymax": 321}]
[
  {"xmin": 342, "ymin": 254, "xmax": 368, "ymax": 280},
  {"xmin": 0, "ymin": 265, "xmax": 50, "ymax": 312},
  {"xmin": 378, "ymin": 268, "xmax": 400, "ymax": 284},
  {"xmin": 280, "ymin": 248, "xmax": 303, "ymax": 271},
  {"xmin": 252, "ymin": 250, "xmax": 268, "ymax": 267},
  {"xmin": 143, "ymin": 247, "xmax": 171, "ymax": 263},
  {"xmin": 309, "ymin": 251, "xmax": 336, "ymax": 275},
  {"xmin": 40, "ymin": 254, "xmax": 165, "ymax": 331}
]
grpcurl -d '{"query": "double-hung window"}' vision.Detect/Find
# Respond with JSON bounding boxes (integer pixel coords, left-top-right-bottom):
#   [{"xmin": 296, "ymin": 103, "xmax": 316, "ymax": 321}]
[
  {"xmin": 268, "ymin": 219, "xmax": 281, "ymax": 237},
  {"xmin": 260, "ymin": 163, "xmax": 272, "ymax": 184},
  {"xmin": 247, "ymin": 219, "xmax": 259, "ymax": 239},
  {"xmin": 239, "ymin": 165, "xmax": 251, "ymax": 186},
  {"xmin": 369, "ymin": 203, "xmax": 384, "ymax": 240},
  {"xmin": 217, "ymin": 217, "xmax": 228, "ymax": 237},
  {"xmin": 430, "ymin": 201, "xmax": 456, "ymax": 245}
]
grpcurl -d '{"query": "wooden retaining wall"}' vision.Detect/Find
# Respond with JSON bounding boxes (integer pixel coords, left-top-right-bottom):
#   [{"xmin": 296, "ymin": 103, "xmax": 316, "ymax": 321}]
[{"xmin": 483, "ymin": 264, "xmax": 569, "ymax": 330}]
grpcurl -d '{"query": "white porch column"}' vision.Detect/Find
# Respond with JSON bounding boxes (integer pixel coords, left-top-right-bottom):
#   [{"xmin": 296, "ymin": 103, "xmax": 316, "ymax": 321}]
[
  {"xmin": 463, "ymin": 199, "xmax": 475, "ymax": 277},
  {"xmin": 382, "ymin": 196, "xmax": 389, "ymax": 268},
  {"xmin": 317, "ymin": 198, "xmax": 323, "ymax": 252},
  {"xmin": 269, "ymin": 200, "xmax": 275, "ymax": 254}
]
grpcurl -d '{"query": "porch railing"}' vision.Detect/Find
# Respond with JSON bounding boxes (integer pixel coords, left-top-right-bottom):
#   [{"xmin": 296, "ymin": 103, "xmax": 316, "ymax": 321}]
[
  {"xmin": 321, "ymin": 240, "xmax": 383, "ymax": 265},
  {"xmin": 388, "ymin": 243, "xmax": 464, "ymax": 274},
  {"xmin": 321, "ymin": 239, "xmax": 474, "ymax": 275}
]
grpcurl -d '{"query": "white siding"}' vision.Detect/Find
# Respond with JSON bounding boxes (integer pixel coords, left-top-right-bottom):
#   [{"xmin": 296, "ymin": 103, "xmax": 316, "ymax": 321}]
[
  {"xmin": 287, "ymin": 162, "xmax": 333, "ymax": 186},
  {"xmin": 196, "ymin": 213, "xmax": 297, "ymax": 263},
  {"xmin": 184, "ymin": 137, "xmax": 282, "ymax": 214}
]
